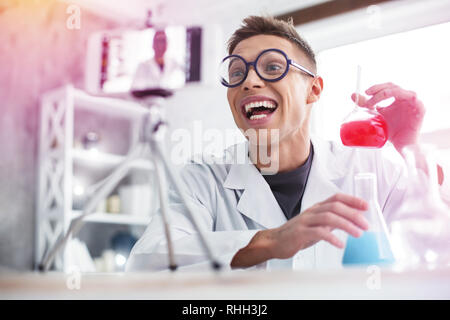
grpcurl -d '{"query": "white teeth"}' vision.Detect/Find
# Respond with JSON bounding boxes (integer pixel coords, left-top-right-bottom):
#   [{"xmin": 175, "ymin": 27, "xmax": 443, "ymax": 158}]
[
  {"xmin": 244, "ymin": 100, "xmax": 276, "ymax": 113},
  {"xmin": 250, "ymin": 114, "xmax": 267, "ymax": 120}
]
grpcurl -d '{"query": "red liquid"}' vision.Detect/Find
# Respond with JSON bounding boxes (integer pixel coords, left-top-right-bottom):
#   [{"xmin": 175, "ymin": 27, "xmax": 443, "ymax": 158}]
[{"xmin": 340, "ymin": 115, "xmax": 388, "ymax": 148}]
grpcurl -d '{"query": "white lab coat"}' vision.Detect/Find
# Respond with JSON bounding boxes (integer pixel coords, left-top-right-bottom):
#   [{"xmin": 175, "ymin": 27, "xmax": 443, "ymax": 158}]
[
  {"xmin": 132, "ymin": 57, "xmax": 185, "ymax": 90},
  {"xmin": 126, "ymin": 136, "xmax": 417, "ymax": 272}
]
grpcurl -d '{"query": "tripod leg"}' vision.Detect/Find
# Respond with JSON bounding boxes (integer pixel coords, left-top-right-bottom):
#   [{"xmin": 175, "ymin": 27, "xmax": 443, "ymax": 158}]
[
  {"xmin": 151, "ymin": 154, "xmax": 178, "ymax": 271},
  {"xmin": 150, "ymin": 139, "xmax": 222, "ymax": 271}
]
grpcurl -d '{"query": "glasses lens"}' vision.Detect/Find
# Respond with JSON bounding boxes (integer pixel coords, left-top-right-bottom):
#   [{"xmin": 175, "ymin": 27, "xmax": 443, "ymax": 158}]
[
  {"xmin": 219, "ymin": 56, "xmax": 246, "ymax": 86},
  {"xmin": 256, "ymin": 50, "xmax": 288, "ymax": 80}
]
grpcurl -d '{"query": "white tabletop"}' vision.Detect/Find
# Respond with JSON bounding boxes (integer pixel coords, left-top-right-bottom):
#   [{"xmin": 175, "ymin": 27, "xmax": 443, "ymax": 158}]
[{"xmin": 1, "ymin": 266, "xmax": 449, "ymax": 300}]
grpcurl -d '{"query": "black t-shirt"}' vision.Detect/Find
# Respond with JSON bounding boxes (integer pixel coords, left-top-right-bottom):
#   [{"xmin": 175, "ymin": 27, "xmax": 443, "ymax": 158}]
[{"xmin": 262, "ymin": 144, "xmax": 314, "ymax": 220}]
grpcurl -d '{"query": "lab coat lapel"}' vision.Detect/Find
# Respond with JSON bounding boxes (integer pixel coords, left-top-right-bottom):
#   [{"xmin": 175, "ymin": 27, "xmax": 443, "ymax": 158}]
[
  {"xmin": 223, "ymin": 137, "xmax": 349, "ymax": 230},
  {"xmin": 294, "ymin": 137, "xmax": 349, "ymax": 270},
  {"xmin": 223, "ymin": 143, "xmax": 286, "ymax": 230},
  {"xmin": 301, "ymin": 137, "xmax": 347, "ymax": 211}
]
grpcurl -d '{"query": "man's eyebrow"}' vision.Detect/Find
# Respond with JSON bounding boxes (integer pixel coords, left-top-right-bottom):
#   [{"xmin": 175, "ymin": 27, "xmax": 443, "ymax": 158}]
[{"xmin": 228, "ymin": 57, "xmax": 242, "ymax": 70}]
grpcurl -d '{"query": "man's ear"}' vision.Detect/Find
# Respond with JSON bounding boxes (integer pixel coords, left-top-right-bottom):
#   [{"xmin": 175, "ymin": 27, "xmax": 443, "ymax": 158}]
[{"xmin": 306, "ymin": 76, "xmax": 324, "ymax": 104}]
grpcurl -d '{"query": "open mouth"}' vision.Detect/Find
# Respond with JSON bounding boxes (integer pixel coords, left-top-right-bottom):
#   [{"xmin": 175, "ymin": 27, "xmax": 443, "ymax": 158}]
[{"xmin": 241, "ymin": 100, "xmax": 278, "ymax": 120}]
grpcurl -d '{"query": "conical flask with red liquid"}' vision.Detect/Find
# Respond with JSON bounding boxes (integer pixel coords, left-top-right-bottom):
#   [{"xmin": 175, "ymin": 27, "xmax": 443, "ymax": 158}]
[
  {"xmin": 340, "ymin": 65, "xmax": 388, "ymax": 148},
  {"xmin": 340, "ymin": 107, "xmax": 388, "ymax": 148},
  {"xmin": 342, "ymin": 173, "xmax": 396, "ymax": 265}
]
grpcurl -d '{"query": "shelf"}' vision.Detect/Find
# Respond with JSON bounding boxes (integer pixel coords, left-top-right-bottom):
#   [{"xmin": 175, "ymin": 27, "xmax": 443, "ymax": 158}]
[
  {"xmin": 73, "ymin": 88, "xmax": 148, "ymax": 119},
  {"xmin": 72, "ymin": 148, "xmax": 154, "ymax": 171},
  {"xmin": 72, "ymin": 211, "xmax": 151, "ymax": 226},
  {"xmin": 37, "ymin": 85, "xmax": 153, "ymax": 272}
]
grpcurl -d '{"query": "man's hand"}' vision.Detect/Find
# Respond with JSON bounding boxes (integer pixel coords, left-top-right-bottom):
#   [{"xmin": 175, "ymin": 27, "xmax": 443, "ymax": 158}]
[
  {"xmin": 230, "ymin": 193, "xmax": 369, "ymax": 269},
  {"xmin": 351, "ymin": 82, "xmax": 425, "ymax": 153}
]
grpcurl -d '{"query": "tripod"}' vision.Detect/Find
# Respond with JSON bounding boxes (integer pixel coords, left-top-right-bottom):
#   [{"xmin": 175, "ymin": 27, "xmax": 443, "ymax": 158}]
[{"xmin": 39, "ymin": 90, "xmax": 222, "ymax": 272}]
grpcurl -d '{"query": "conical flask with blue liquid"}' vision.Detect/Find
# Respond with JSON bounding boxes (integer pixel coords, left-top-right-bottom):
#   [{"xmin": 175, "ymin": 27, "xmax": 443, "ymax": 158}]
[{"xmin": 342, "ymin": 173, "xmax": 396, "ymax": 265}]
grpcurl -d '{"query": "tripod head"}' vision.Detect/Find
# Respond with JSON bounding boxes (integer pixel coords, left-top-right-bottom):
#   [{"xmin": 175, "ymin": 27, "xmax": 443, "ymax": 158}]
[
  {"xmin": 131, "ymin": 88, "xmax": 174, "ymax": 99},
  {"xmin": 130, "ymin": 88, "xmax": 173, "ymax": 143}
]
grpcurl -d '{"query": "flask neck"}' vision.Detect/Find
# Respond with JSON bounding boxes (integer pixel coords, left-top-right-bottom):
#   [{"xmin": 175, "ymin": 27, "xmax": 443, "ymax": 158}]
[
  {"xmin": 354, "ymin": 174, "xmax": 385, "ymax": 233},
  {"xmin": 354, "ymin": 173, "xmax": 378, "ymax": 203}
]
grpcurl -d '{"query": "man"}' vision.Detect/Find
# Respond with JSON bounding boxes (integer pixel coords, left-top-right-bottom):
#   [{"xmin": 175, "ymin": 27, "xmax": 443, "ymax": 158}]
[
  {"xmin": 126, "ymin": 16, "xmax": 447, "ymax": 271},
  {"xmin": 132, "ymin": 29, "xmax": 185, "ymax": 91}
]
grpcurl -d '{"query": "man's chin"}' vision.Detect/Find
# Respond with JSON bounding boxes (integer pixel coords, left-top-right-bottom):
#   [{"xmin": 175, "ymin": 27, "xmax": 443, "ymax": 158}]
[
  {"xmin": 241, "ymin": 126, "xmax": 280, "ymax": 143},
  {"xmin": 246, "ymin": 136, "xmax": 281, "ymax": 150}
]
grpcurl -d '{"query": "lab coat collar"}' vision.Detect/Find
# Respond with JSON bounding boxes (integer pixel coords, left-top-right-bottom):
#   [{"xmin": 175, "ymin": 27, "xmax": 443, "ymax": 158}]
[
  {"xmin": 223, "ymin": 142, "xmax": 286, "ymax": 229},
  {"xmin": 223, "ymin": 136, "xmax": 349, "ymax": 229}
]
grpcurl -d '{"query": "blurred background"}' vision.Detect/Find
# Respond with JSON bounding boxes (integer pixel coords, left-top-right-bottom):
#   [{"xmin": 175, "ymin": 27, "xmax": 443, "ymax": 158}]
[{"xmin": 0, "ymin": 0, "xmax": 449, "ymax": 273}]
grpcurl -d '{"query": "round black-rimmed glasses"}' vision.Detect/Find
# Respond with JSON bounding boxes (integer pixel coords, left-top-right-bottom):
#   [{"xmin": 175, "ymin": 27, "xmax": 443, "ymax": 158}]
[{"xmin": 219, "ymin": 48, "xmax": 316, "ymax": 88}]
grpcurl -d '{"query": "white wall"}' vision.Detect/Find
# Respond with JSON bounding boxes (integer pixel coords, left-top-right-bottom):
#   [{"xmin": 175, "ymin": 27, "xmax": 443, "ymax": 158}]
[{"xmin": 0, "ymin": 1, "xmax": 120, "ymax": 270}]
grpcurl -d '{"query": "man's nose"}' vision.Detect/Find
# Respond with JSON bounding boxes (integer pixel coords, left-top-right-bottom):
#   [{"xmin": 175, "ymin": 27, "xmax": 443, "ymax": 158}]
[{"xmin": 242, "ymin": 66, "xmax": 265, "ymax": 90}]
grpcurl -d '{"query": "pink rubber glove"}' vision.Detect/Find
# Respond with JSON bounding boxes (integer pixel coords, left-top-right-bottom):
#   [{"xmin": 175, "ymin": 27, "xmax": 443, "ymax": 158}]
[{"xmin": 351, "ymin": 82, "xmax": 426, "ymax": 153}]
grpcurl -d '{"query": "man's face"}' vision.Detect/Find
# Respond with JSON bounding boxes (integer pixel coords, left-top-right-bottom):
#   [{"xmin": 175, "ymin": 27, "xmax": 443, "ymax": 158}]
[
  {"xmin": 153, "ymin": 31, "xmax": 167, "ymax": 58},
  {"xmin": 227, "ymin": 35, "xmax": 321, "ymax": 145}
]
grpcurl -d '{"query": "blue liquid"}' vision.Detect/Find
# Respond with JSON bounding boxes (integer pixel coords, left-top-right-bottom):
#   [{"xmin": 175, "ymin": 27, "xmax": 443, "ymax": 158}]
[{"xmin": 342, "ymin": 231, "xmax": 395, "ymax": 265}]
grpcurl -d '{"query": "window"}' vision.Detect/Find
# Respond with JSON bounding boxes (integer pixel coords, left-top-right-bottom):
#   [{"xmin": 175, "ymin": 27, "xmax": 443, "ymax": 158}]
[{"xmin": 311, "ymin": 21, "xmax": 450, "ymax": 145}]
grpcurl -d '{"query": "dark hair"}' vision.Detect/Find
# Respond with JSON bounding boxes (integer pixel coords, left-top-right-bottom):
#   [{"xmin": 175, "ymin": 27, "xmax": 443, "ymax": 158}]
[{"xmin": 227, "ymin": 15, "xmax": 316, "ymax": 72}]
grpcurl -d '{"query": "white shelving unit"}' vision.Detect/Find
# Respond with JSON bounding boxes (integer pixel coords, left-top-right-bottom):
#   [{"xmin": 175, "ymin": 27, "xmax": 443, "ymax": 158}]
[
  {"xmin": 35, "ymin": 85, "xmax": 153, "ymax": 271},
  {"xmin": 72, "ymin": 211, "xmax": 150, "ymax": 226},
  {"xmin": 72, "ymin": 148, "xmax": 154, "ymax": 171}
]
